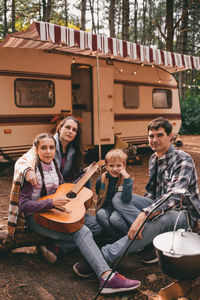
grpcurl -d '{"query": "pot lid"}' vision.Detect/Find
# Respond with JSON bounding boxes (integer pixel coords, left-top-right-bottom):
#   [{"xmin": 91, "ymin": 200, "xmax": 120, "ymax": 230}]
[{"xmin": 153, "ymin": 229, "xmax": 200, "ymax": 257}]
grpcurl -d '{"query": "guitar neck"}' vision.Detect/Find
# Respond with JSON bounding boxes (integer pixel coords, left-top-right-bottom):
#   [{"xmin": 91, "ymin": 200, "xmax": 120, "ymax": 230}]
[{"xmin": 70, "ymin": 168, "xmax": 96, "ymax": 194}]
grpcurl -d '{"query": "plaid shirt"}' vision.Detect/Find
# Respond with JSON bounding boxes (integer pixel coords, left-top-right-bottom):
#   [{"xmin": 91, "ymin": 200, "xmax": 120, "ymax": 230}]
[
  {"xmin": 144, "ymin": 144, "xmax": 200, "ymax": 223},
  {"xmin": 7, "ymin": 148, "xmax": 37, "ymax": 235}
]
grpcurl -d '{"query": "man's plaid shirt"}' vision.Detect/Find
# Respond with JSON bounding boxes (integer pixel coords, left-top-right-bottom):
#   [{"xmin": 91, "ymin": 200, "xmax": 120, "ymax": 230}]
[{"xmin": 144, "ymin": 144, "xmax": 200, "ymax": 224}]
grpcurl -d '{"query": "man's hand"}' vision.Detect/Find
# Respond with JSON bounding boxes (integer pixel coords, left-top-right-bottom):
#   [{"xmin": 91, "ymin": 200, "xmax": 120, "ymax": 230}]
[
  {"xmin": 127, "ymin": 212, "xmax": 146, "ymax": 240},
  {"xmin": 25, "ymin": 170, "xmax": 39, "ymax": 187}
]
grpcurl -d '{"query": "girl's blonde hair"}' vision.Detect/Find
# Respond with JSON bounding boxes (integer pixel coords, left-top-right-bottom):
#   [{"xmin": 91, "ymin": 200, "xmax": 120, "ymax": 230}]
[{"xmin": 105, "ymin": 149, "xmax": 127, "ymax": 165}]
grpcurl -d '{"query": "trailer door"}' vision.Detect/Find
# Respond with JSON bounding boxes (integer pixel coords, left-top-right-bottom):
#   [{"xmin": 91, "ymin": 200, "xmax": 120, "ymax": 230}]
[{"xmin": 93, "ymin": 66, "xmax": 114, "ymax": 146}]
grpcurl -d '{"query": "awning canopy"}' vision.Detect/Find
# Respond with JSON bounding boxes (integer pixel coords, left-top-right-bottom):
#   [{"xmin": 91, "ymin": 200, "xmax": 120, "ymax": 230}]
[{"xmin": 1, "ymin": 21, "xmax": 200, "ymax": 73}]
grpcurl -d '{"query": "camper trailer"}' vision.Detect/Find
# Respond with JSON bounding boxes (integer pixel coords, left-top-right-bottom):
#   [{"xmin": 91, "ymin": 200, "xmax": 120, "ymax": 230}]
[{"xmin": 0, "ymin": 22, "xmax": 182, "ymax": 162}]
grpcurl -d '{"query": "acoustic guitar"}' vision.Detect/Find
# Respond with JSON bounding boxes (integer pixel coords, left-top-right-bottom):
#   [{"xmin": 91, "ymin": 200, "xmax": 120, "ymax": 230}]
[{"xmin": 34, "ymin": 161, "xmax": 104, "ymax": 233}]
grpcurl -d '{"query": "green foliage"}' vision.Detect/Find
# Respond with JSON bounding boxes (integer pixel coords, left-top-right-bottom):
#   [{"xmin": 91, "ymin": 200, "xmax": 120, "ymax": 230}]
[{"xmin": 179, "ymin": 92, "xmax": 200, "ymax": 134}]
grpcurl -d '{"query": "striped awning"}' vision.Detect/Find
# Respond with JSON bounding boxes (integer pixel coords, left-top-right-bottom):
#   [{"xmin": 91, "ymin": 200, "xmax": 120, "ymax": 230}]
[{"xmin": 1, "ymin": 21, "xmax": 200, "ymax": 73}]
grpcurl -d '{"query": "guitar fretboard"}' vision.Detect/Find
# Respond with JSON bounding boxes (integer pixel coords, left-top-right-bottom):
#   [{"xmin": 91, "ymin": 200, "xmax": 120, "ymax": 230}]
[{"xmin": 69, "ymin": 161, "xmax": 103, "ymax": 195}]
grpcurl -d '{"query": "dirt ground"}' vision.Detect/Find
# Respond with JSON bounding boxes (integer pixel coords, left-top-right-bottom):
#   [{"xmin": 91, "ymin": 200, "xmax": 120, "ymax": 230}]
[{"xmin": 0, "ymin": 135, "xmax": 200, "ymax": 300}]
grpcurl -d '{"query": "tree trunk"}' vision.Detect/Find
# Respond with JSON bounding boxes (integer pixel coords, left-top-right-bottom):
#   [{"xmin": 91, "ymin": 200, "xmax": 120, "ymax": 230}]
[
  {"xmin": 181, "ymin": 0, "xmax": 189, "ymax": 54},
  {"xmin": 147, "ymin": 0, "xmax": 152, "ymax": 45},
  {"xmin": 109, "ymin": 0, "xmax": 115, "ymax": 37},
  {"xmin": 38, "ymin": 0, "xmax": 42, "ymax": 21},
  {"xmin": 96, "ymin": 0, "xmax": 100, "ymax": 34},
  {"xmin": 81, "ymin": 0, "xmax": 86, "ymax": 30},
  {"xmin": 11, "ymin": 0, "xmax": 15, "ymax": 33},
  {"xmin": 166, "ymin": 0, "xmax": 174, "ymax": 51},
  {"xmin": 42, "ymin": 0, "xmax": 46, "ymax": 21},
  {"xmin": 141, "ymin": 0, "xmax": 147, "ymax": 44},
  {"xmin": 64, "ymin": 0, "xmax": 68, "ymax": 27},
  {"xmin": 134, "ymin": 0, "xmax": 138, "ymax": 43},
  {"xmin": 122, "ymin": 0, "xmax": 129, "ymax": 41},
  {"xmin": 179, "ymin": 0, "xmax": 189, "ymax": 99},
  {"xmin": 45, "ymin": 0, "xmax": 53, "ymax": 22},
  {"xmin": 88, "ymin": 0, "xmax": 96, "ymax": 33},
  {"xmin": 3, "ymin": 0, "xmax": 7, "ymax": 37}
]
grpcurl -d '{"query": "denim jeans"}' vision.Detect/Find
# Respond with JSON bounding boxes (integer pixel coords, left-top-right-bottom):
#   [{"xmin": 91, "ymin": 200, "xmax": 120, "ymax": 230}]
[
  {"xmin": 96, "ymin": 207, "xmax": 129, "ymax": 239},
  {"xmin": 27, "ymin": 214, "xmax": 109, "ymax": 278},
  {"xmin": 85, "ymin": 213, "xmax": 102, "ymax": 236},
  {"xmin": 102, "ymin": 193, "xmax": 190, "ymax": 263},
  {"xmin": 112, "ymin": 192, "xmax": 154, "ymax": 226}
]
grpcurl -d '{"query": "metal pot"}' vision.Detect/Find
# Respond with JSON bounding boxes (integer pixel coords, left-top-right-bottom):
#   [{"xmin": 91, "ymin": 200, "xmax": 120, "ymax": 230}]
[{"xmin": 153, "ymin": 229, "xmax": 200, "ymax": 280}]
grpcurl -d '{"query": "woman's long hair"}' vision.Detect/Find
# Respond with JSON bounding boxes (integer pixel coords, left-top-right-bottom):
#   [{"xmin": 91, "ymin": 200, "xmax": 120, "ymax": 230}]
[
  {"xmin": 56, "ymin": 116, "xmax": 85, "ymax": 181},
  {"xmin": 33, "ymin": 133, "xmax": 63, "ymax": 197}
]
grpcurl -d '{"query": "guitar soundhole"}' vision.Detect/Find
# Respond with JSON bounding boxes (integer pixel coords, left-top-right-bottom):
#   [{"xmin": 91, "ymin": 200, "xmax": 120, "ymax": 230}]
[{"xmin": 66, "ymin": 191, "xmax": 77, "ymax": 198}]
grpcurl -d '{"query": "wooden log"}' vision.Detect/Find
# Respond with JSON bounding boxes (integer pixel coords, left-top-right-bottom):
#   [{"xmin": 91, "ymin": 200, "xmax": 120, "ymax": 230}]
[{"xmin": 0, "ymin": 228, "xmax": 52, "ymax": 253}]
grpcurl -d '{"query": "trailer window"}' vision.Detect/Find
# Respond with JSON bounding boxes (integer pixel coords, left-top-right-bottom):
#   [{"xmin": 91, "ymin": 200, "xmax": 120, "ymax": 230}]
[
  {"xmin": 153, "ymin": 89, "xmax": 172, "ymax": 108},
  {"xmin": 15, "ymin": 79, "xmax": 55, "ymax": 107},
  {"xmin": 123, "ymin": 85, "xmax": 139, "ymax": 108}
]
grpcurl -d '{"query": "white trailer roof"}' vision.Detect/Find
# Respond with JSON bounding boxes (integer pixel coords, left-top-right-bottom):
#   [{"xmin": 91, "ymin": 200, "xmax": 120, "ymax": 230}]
[{"xmin": 1, "ymin": 21, "xmax": 199, "ymax": 73}]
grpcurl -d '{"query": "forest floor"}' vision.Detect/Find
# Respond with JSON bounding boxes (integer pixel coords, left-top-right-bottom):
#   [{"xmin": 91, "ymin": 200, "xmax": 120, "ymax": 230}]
[{"xmin": 0, "ymin": 135, "xmax": 200, "ymax": 300}]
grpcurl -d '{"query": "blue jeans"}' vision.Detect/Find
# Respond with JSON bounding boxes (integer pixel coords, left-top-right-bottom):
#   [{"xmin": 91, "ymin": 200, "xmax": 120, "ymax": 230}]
[
  {"xmin": 102, "ymin": 194, "xmax": 190, "ymax": 263},
  {"xmin": 27, "ymin": 215, "xmax": 109, "ymax": 278},
  {"xmin": 54, "ymin": 213, "xmax": 102, "ymax": 253},
  {"xmin": 85, "ymin": 213, "xmax": 102, "ymax": 236},
  {"xmin": 112, "ymin": 192, "xmax": 153, "ymax": 226},
  {"xmin": 96, "ymin": 207, "xmax": 128, "ymax": 239}
]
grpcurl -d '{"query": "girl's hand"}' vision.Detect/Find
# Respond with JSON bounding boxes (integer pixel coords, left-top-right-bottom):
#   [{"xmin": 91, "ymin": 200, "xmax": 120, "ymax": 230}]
[
  {"xmin": 84, "ymin": 162, "xmax": 101, "ymax": 174},
  {"xmin": 119, "ymin": 168, "xmax": 130, "ymax": 179},
  {"xmin": 53, "ymin": 196, "xmax": 70, "ymax": 208},
  {"xmin": 25, "ymin": 170, "xmax": 39, "ymax": 187}
]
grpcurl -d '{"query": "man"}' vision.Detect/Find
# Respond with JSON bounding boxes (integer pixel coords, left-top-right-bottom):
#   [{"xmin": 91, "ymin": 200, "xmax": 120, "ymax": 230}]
[{"xmin": 101, "ymin": 117, "xmax": 200, "ymax": 265}]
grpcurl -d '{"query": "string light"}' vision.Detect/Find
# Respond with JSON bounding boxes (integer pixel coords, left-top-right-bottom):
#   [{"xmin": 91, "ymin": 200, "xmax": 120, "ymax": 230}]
[
  {"xmin": 67, "ymin": 55, "xmax": 199, "ymax": 89},
  {"xmin": 69, "ymin": 53, "xmax": 199, "ymax": 87}
]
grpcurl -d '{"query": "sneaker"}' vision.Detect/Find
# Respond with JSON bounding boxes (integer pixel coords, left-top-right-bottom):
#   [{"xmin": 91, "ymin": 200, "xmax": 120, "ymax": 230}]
[
  {"xmin": 40, "ymin": 244, "xmax": 59, "ymax": 264},
  {"xmin": 73, "ymin": 261, "xmax": 93, "ymax": 278},
  {"xmin": 142, "ymin": 243, "xmax": 158, "ymax": 264},
  {"xmin": 100, "ymin": 272, "xmax": 141, "ymax": 294}
]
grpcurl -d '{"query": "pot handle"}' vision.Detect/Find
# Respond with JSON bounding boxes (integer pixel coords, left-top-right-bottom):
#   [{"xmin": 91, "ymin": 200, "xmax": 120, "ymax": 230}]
[
  {"xmin": 163, "ymin": 250, "xmax": 183, "ymax": 258},
  {"xmin": 170, "ymin": 209, "xmax": 192, "ymax": 253}
]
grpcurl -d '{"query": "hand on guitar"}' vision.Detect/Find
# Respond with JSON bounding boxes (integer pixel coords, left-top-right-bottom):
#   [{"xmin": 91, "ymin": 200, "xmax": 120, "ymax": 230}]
[
  {"xmin": 53, "ymin": 196, "xmax": 70, "ymax": 209},
  {"xmin": 84, "ymin": 160, "xmax": 105, "ymax": 174}
]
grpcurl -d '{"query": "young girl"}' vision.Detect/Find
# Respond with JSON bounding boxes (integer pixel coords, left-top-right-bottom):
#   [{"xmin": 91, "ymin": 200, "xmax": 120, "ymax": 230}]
[
  {"xmin": 18, "ymin": 133, "xmax": 141, "ymax": 295},
  {"xmin": 9, "ymin": 116, "xmax": 101, "ymax": 253},
  {"xmin": 96, "ymin": 149, "xmax": 133, "ymax": 239}
]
